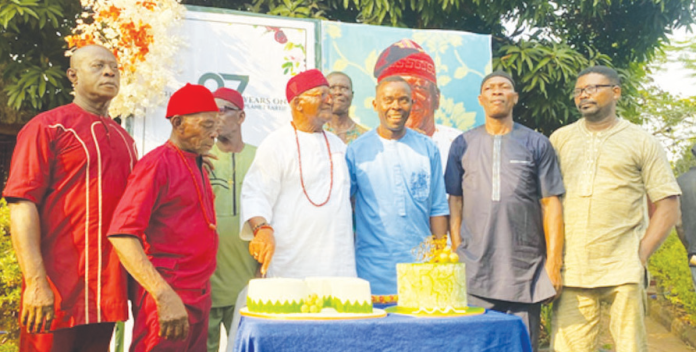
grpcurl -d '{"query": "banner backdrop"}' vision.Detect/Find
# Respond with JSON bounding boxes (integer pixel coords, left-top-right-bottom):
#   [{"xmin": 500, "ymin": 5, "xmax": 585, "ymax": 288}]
[
  {"xmin": 129, "ymin": 7, "xmax": 318, "ymax": 153},
  {"xmin": 321, "ymin": 21, "xmax": 491, "ymax": 132},
  {"xmin": 130, "ymin": 8, "xmax": 491, "ymax": 154}
]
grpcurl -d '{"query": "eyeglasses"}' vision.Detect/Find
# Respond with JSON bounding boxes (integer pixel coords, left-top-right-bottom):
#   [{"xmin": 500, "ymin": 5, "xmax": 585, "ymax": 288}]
[
  {"xmin": 573, "ymin": 84, "xmax": 615, "ymax": 97},
  {"xmin": 219, "ymin": 106, "xmax": 241, "ymax": 113},
  {"xmin": 329, "ymin": 85, "xmax": 351, "ymax": 93}
]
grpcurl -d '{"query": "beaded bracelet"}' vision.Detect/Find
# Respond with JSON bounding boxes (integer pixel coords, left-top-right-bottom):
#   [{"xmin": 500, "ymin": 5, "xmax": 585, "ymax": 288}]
[{"xmin": 252, "ymin": 222, "xmax": 273, "ymax": 236}]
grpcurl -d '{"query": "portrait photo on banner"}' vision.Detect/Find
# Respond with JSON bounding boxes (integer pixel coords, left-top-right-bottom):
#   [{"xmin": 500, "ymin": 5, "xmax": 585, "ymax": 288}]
[{"xmin": 321, "ymin": 21, "xmax": 492, "ymax": 132}]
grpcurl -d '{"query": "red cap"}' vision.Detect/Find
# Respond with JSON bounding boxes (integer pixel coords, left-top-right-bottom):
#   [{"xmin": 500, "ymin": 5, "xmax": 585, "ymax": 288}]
[
  {"xmin": 374, "ymin": 39, "xmax": 437, "ymax": 84},
  {"xmin": 166, "ymin": 83, "xmax": 218, "ymax": 119},
  {"xmin": 286, "ymin": 69, "xmax": 329, "ymax": 103},
  {"xmin": 213, "ymin": 88, "xmax": 244, "ymax": 110}
]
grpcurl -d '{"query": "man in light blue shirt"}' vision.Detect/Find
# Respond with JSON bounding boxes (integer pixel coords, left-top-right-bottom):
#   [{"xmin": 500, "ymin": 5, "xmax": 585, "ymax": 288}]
[{"xmin": 346, "ymin": 76, "xmax": 449, "ymax": 300}]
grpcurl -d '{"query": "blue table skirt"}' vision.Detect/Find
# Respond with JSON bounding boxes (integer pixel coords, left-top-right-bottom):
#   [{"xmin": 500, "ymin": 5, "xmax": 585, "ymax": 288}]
[{"xmin": 233, "ymin": 310, "xmax": 532, "ymax": 352}]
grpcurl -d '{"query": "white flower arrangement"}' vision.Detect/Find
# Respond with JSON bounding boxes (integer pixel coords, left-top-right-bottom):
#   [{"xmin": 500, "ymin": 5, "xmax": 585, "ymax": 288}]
[{"xmin": 66, "ymin": 0, "xmax": 186, "ymax": 118}]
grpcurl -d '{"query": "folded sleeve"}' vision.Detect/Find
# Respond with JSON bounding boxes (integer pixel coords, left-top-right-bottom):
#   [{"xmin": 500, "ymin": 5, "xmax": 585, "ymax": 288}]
[
  {"xmin": 3, "ymin": 119, "xmax": 54, "ymax": 204},
  {"xmin": 642, "ymin": 135, "xmax": 681, "ymax": 201},
  {"xmin": 107, "ymin": 157, "xmax": 167, "ymax": 243},
  {"xmin": 444, "ymin": 135, "xmax": 466, "ymax": 197},
  {"xmin": 535, "ymin": 137, "xmax": 565, "ymax": 198}
]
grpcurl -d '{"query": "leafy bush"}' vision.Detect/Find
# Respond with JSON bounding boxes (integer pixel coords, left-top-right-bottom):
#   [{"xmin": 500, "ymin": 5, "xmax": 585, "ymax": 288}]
[
  {"xmin": 0, "ymin": 199, "xmax": 20, "ymax": 350},
  {"xmin": 539, "ymin": 303, "xmax": 552, "ymax": 347},
  {"xmin": 648, "ymin": 231, "xmax": 696, "ymax": 324}
]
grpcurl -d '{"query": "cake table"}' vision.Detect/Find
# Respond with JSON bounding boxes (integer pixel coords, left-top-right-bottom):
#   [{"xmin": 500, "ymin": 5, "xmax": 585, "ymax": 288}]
[{"xmin": 229, "ymin": 310, "xmax": 532, "ymax": 352}]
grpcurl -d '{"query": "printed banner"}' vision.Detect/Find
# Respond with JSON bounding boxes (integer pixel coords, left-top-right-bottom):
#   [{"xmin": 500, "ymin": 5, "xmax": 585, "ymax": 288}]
[
  {"xmin": 321, "ymin": 21, "xmax": 491, "ymax": 132},
  {"xmin": 129, "ymin": 7, "xmax": 318, "ymax": 153}
]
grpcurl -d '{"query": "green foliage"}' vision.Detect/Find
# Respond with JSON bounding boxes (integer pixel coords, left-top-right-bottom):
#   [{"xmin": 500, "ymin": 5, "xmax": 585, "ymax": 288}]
[
  {"xmin": 184, "ymin": 0, "xmax": 696, "ymax": 134},
  {"xmin": 674, "ymin": 143, "xmax": 696, "ymax": 177},
  {"xmin": 267, "ymin": 0, "xmax": 328, "ymax": 19},
  {"xmin": 669, "ymin": 35, "xmax": 696, "ymax": 79},
  {"xmin": 642, "ymin": 33, "xmax": 696, "ymax": 171},
  {"xmin": 636, "ymin": 87, "xmax": 696, "ymax": 162},
  {"xmin": 0, "ymin": 0, "xmax": 80, "ymax": 116},
  {"xmin": 495, "ymin": 41, "xmax": 615, "ymax": 135},
  {"xmin": 0, "ymin": 345, "xmax": 18, "ymax": 352},
  {"xmin": 648, "ymin": 232, "xmax": 696, "ymax": 324},
  {"xmin": 539, "ymin": 303, "xmax": 552, "ymax": 347},
  {"xmin": 0, "ymin": 199, "xmax": 20, "ymax": 349}
]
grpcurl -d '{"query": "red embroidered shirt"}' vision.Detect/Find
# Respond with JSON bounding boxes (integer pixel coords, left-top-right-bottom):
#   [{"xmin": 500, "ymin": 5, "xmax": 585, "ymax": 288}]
[
  {"xmin": 3, "ymin": 103, "xmax": 137, "ymax": 329},
  {"xmin": 107, "ymin": 141, "xmax": 218, "ymax": 294}
]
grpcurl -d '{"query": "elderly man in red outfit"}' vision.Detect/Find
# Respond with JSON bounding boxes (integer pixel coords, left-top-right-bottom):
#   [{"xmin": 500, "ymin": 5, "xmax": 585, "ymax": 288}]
[
  {"xmin": 107, "ymin": 83, "xmax": 220, "ymax": 351},
  {"xmin": 4, "ymin": 45, "xmax": 136, "ymax": 351}
]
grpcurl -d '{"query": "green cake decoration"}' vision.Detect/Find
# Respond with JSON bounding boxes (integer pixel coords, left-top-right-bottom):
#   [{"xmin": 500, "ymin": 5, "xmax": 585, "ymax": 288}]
[
  {"xmin": 246, "ymin": 277, "xmax": 374, "ymax": 315},
  {"xmin": 332, "ymin": 298, "xmax": 373, "ymax": 313},
  {"xmin": 247, "ymin": 298, "xmax": 304, "ymax": 313}
]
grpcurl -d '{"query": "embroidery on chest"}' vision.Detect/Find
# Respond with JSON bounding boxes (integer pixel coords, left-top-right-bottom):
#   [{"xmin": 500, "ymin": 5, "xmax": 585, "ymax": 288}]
[{"xmin": 409, "ymin": 169, "xmax": 430, "ymax": 200}]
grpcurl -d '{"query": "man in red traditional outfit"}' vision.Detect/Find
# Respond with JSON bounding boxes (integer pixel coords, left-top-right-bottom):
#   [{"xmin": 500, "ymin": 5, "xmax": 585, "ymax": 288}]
[
  {"xmin": 4, "ymin": 44, "xmax": 136, "ymax": 351},
  {"xmin": 107, "ymin": 83, "xmax": 220, "ymax": 351}
]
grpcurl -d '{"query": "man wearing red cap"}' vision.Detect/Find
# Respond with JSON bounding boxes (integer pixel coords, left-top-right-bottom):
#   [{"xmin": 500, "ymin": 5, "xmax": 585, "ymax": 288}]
[
  {"xmin": 241, "ymin": 69, "xmax": 356, "ymax": 279},
  {"xmin": 4, "ymin": 44, "xmax": 135, "ymax": 352},
  {"xmin": 374, "ymin": 39, "xmax": 462, "ymax": 166},
  {"xmin": 205, "ymin": 88, "xmax": 258, "ymax": 352},
  {"xmin": 107, "ymin": 83, "xmax": 220, "ymax": 351}
]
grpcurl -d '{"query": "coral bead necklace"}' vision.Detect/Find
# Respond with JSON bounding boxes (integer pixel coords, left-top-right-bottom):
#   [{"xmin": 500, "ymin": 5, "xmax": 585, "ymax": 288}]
[
  {"xmin": 291, "ymin": 122, "xmax": 333, "ymax": 207},
  {"xmin": 171, "ymin": 142, "xmax": 217, "ymax": 230}
]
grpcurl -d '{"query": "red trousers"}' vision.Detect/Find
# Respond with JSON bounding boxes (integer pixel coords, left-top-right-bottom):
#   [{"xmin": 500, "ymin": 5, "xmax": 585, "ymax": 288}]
[
  {"xmin": 129, "ymin": 283, "xmax": 211, "ymax": 352},
  {"xmin": 19, "ymin": 322, "xmax": 115, "ymax": 352}
]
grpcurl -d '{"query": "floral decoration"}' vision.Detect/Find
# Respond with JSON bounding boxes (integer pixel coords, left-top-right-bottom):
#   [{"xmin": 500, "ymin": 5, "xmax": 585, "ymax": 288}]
[
  {"xmin": 66, "ymin": 0, "xmax": 186, "ymax": 118},
  {"xmin": 260, "ymin": 26, "xmax": 306, "ymax": 76}
]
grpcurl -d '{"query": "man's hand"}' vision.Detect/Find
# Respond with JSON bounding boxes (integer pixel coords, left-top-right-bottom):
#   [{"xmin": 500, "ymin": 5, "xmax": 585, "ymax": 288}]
[
  {"xmin": 9, "ymin": 200, "xmax": 53, "ymax": 333},
  {"xmin": 109, "ymin": 236, "xmax": 190, "ymax": 340},
  {"xmin": 201, "ymin": 152, "xmax": 219, "ymax": 172},
  {"xmin": 544, "ymin": 261, "xmax": 563, "ymax": 302},
  {"xmin": 154, "ymin": 287, "xmax": 189, "ymax": 340},
  {"xmin": 451, "ymin": 237, "xmax": 461, "ymax": 251},
  {"xmin": 448, "ymin": 196, "xmax": 463, "ymax": 250},
  {"xmin": 249, "ymin": 228, "xmax": 275, "ymax": 275},
  {"xmin": 21, "ymin": 279, "xmax": 54, "ymax": 333}
]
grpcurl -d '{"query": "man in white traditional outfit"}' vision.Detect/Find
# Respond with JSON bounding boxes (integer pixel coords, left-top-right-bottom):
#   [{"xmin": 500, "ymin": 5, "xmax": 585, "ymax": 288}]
[{"xmin": 240, "ymin": 69, "xmax": 357, "ymax": 279}]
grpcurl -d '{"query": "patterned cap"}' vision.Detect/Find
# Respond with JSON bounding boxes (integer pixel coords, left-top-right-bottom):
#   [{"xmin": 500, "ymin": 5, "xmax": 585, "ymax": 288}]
[{"xmin": 374, "ymin": 39, "xmax": 436, "ymax": 84}]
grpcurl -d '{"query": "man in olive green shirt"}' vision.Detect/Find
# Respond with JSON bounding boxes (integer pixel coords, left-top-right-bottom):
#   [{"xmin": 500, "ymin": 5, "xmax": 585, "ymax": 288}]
[
  {"xmin": 550, "ymin": 66, "xmax": 681, "ymax": 352},
  {"xmin": 207, "ymin": 88, "xmax": 258, "ymax": 352},
  {"xmin": 324, "ymin": 71, "xmax": 368, "ymax": 144}
]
